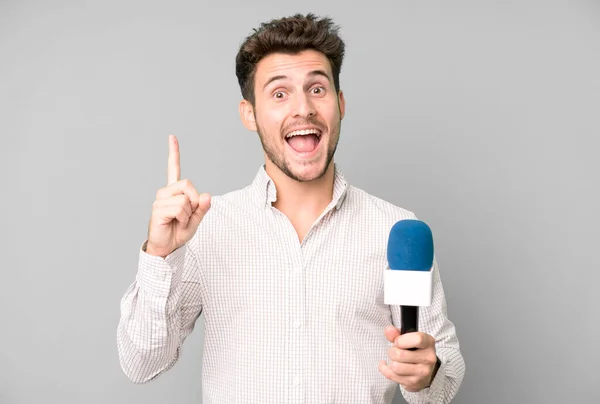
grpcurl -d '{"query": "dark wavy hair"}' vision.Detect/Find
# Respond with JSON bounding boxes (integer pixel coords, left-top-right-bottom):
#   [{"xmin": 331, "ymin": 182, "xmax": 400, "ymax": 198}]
[{"xmin": 235, "ymin": 13, "xmax": 346, "ymax": 105}]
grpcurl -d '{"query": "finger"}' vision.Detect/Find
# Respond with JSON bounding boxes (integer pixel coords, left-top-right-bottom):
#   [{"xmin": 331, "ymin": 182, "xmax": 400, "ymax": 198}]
[
  {"xmin": 153, "ymin": 204, "xmax": 191, "ymax": 225},
  {"xmin": 172, "ymin": 195, "xmax": 193, "ymax": 218},
  {"xmin": 378, "ymin": 360, "xmax": 401, "ymax": 383},
  {"xmin": 175, "ymin": 180, "xmax": 200, "ymax": 212},
  {"xmin": 379, "ymin": 360, "xmax": 416, "ymax": 383},
  {"xmin": 168, "ymin": 134, "xmax": 181, "ymax": 185},
  {"xmin": 388, "ymin": 346, "xmax": 420, "ymax": 364},
  {"xmin": 388, "ymin": 361, "xmax": 420, "ymax": 377},
  {"xmin": 153, "ymin": 195, "xmax": 193, "ymax": 216},
  {"xmin": 175, "ymin": 205, "xmax": 191, "ymax": 228},
  {"xmin": 167, "ymin": 204, "xmax": 192, "ymax": 227},
  {"xmin": 157, "ymin": 180, "xmax": 200, "ymax": 211},
  {"xmin": 188, "ymin": 193, "xmax": 211, "ymax": 228},
  {"xmin": 384, "ymin": 325, "xmax": 400, "ymax": 344},
  {"xmin": 379, "ymin": 361, "xmax": 423, "ymax": 393},
  {"xmin": 395, "ymin": 332, "xmax": 434, "ymax": 350},
  {"xmin": 196, "ymin": 193, "xmax": 211, "ymax": 213},
  {"xmin": 152, "ymin": 197, "xmax": 192, "ymax": 225}
]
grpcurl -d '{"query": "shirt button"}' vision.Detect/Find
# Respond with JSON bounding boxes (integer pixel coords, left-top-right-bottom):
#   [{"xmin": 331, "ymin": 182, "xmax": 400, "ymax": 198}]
[
  {"xmin": 292, "ymin": 320, "xmax": 301, "ymax": 329},
  {"xmin": 293, "ymin": 376, "xmax": 301, "ymax": 386}
]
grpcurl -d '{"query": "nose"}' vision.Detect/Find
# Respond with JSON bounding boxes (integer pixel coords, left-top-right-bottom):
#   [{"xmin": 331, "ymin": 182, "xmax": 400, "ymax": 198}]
[{"xmin": 292, "ymin": 92, "xmax": 316, "ymax": 118}]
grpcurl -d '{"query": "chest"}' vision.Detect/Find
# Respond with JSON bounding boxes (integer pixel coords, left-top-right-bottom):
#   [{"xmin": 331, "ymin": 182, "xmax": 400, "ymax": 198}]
[{"xmin": 202, "ymin": 209, "xmax": 390, "ymax": 326}]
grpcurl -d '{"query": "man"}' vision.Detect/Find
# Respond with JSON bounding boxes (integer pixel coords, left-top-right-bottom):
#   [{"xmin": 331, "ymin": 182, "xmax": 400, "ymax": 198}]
[{"xmin": 117, "ymin": 13, "xmax": 465, "ymax": 404}]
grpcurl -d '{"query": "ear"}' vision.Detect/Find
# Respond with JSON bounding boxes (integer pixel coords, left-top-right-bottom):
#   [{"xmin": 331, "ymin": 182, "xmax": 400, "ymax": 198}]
[
  {"xmin": 239, "ymin": 99, "xmax": 257, "ymax": 131},
  {"xmin": 338, "ymin": 90, "xmax": 346, "ymax": 120}
]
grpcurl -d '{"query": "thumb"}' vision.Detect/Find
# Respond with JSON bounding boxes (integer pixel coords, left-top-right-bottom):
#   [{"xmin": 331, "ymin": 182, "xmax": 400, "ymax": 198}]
[
  {"xmin": 384, "ymin": 325, "xmax": 400, "ymax": 343},
  {"xmin": 189, "ymin": 193, "xmax": 211, "ymax": 227}
]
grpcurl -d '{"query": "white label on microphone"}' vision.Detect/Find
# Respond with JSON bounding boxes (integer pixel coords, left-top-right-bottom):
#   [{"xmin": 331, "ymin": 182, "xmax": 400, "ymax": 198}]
[{"xmin": 383, "ymin": 269, "xmax": 433, "ymax": 306}]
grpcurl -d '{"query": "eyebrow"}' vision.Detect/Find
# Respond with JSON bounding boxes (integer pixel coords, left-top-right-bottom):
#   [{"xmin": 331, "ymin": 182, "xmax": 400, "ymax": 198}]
[{"xmin": 262, "ymin": 70, "xmax": 332, "ymax": 90}]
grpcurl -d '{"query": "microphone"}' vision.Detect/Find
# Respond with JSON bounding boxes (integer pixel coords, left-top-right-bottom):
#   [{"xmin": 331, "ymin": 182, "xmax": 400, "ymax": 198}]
[{"xmin": 384, "ymin": 219, "xmax": 434, "ymax": 337}]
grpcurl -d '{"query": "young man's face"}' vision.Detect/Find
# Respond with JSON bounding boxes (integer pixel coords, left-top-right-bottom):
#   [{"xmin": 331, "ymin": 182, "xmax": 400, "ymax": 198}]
[{"xmin": 240, "ymin": 49, "xmax": 345, "ymax": 182}]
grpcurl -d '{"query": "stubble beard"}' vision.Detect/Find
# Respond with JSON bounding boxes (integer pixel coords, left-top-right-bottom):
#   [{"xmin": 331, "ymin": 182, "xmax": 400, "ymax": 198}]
[{"xmin": 256, "ymin": 116, "xmax": 341, "ymax": 183}]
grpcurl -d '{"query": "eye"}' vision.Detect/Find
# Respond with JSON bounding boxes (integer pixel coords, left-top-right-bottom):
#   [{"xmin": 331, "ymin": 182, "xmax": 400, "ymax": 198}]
[
  {"xmin": 274, "ymin": 91, "xmax": 287, "ymax": 100},
  {"xmin": 311, "ymin": 86, "xmax": 326, "ymax": 95}
]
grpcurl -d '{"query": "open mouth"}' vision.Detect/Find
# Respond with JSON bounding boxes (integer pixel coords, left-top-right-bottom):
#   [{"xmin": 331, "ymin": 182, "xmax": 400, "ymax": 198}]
[{"xmin": 285, "ymin": 128, "xmax": 323, "ymax": 153}]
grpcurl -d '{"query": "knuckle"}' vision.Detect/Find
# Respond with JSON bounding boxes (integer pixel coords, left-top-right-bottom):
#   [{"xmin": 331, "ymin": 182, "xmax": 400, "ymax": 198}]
[
  {"xmin": 394, "ymin": 349, "xmax": 404, "ymax": 362},
  {"xmin": 178, "ymin": 193, "xmax": 189, "ymax": 204}
]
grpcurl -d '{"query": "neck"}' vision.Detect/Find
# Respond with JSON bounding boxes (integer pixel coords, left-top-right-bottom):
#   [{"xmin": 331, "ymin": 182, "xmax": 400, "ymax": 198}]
[{"xmin": 267, "ymin": 161, "xmax": 335, "ymax": 217}]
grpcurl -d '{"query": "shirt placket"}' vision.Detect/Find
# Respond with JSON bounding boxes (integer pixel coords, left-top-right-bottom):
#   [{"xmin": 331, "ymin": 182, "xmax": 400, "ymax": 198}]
[
  {"xmin": 272, "ymin": 209, "xmax": 306, "ymax": 404},
  {"xmin": 289, "ymin": 244, "xmax": 305, "ymax": 404}
]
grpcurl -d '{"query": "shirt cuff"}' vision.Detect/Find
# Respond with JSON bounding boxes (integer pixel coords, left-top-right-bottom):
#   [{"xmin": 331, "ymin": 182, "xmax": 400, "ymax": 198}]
[
  {"xmin": 136, "ymin": 240, "xmax": 187, "ymax": 298},
  {"xmin": 401, "ymin": 356, "xmax": 446, "ymax": 404}
]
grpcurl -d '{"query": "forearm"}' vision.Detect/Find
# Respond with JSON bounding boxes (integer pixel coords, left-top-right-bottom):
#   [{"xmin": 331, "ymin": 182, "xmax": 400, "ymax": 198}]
[{"xmin": 116, "ymin": 241, "xmax": 197, "ymax": 383}]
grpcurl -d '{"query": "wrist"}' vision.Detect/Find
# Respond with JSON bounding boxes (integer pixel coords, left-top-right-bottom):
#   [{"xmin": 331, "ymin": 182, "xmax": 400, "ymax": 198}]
[
  {"xmin": 428, "ymin": 357, "xmax": 441, "ymax": 386},
  {"xmin": 143, "ymin": 240, "xmax": 168, "ymax": 258}
]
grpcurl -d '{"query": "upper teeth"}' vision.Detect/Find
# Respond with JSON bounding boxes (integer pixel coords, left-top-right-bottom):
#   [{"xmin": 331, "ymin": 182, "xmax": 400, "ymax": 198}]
[{"xmin": 286, "ymin": 129, "xmax": 321, "ymax": 138}]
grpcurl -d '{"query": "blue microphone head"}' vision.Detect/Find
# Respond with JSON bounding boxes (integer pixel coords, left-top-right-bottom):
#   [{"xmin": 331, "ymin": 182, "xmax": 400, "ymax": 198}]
[{"xmin": 387, "ymin": 219, "xmax": 434, "ymax": 271}]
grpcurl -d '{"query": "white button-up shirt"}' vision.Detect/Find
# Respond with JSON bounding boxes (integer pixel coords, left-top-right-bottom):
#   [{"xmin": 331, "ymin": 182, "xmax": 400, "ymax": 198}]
[{"xmin": 117, "ymin": 164, "xmax": 465, "ymax": 403}]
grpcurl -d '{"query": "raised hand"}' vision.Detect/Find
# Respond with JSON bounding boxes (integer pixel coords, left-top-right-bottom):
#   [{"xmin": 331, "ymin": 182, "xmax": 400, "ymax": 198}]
[{"xmin": 146, "ymin": 135, "xmax": 211, "ymax": 258}]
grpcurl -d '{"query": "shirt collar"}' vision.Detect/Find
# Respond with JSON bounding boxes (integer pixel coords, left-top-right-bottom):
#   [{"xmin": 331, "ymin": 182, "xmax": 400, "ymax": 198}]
[{"xmin": 251, "ymin": 164, "xmax": 349, "ymax": 210}]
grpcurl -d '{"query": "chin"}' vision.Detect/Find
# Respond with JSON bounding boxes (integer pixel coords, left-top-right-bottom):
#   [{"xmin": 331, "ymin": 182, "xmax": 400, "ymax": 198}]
[{"xmin": 287, "ymin": 159, "xmax": 330, "ymax": 182}]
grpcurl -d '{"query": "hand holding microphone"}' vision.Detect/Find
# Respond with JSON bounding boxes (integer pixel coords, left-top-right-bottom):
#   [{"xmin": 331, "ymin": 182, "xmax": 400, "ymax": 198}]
[
  {"xmin": 146, "ymin": 135, "xmax": 212, "ymax": 258},
  {"xmin": 379, "ymin": 324, "xmax": 438, "ymax": 392},
  {"xmin": 378, "ymin": 219, "xmax": 440, "ymax": 392}
]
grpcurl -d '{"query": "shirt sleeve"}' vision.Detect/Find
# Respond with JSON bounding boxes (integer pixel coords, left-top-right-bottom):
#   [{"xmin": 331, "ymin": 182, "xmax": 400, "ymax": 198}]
[
  {"xmin": 391, "ymin": 257, "xmax": 466, "ymax": 403},
  {"xmin": 116, "ymin": 233, "xmax": 204, "ymax": 383}
]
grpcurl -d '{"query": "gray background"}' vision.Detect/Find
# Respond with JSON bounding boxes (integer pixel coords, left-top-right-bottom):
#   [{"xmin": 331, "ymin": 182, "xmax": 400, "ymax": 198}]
[{"xmin": 1, "ymin": 0, "xmax": 598, "ymax": 403}]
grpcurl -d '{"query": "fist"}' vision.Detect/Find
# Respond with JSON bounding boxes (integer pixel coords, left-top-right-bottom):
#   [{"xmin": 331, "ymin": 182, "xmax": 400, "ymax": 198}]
[
  {"xmin": 378, "ymin": 325, "xmax": 439, "ymax": 392},
  {"xmin": 146, "ymin": 135, "xmax": 211, "ymax": 258}
]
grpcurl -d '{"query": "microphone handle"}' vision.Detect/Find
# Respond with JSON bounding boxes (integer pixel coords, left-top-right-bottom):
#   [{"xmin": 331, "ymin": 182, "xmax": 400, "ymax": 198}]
[{"xmin": 401, "ymin": 306, "xmax": 419, "ymax": 350}]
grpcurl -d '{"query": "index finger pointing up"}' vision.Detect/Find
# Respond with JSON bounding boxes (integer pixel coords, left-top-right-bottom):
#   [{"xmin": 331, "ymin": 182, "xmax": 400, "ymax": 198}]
[{"xmin": 168, "ymin": 134, "xmax": 181, "ymax": 185}]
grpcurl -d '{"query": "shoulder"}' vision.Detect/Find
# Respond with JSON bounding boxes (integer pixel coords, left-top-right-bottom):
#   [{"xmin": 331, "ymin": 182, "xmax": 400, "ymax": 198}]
[
  {"xmin": 198, "ymin": 183, "xmax": 258, "ymax": 227},
  {"xmin": 211, "ymin": 185, "xmax": 253, "ymax": 207},
  {"xmin": 345, "ymin": 184, "xmax": 418, "ymax": 224}
]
